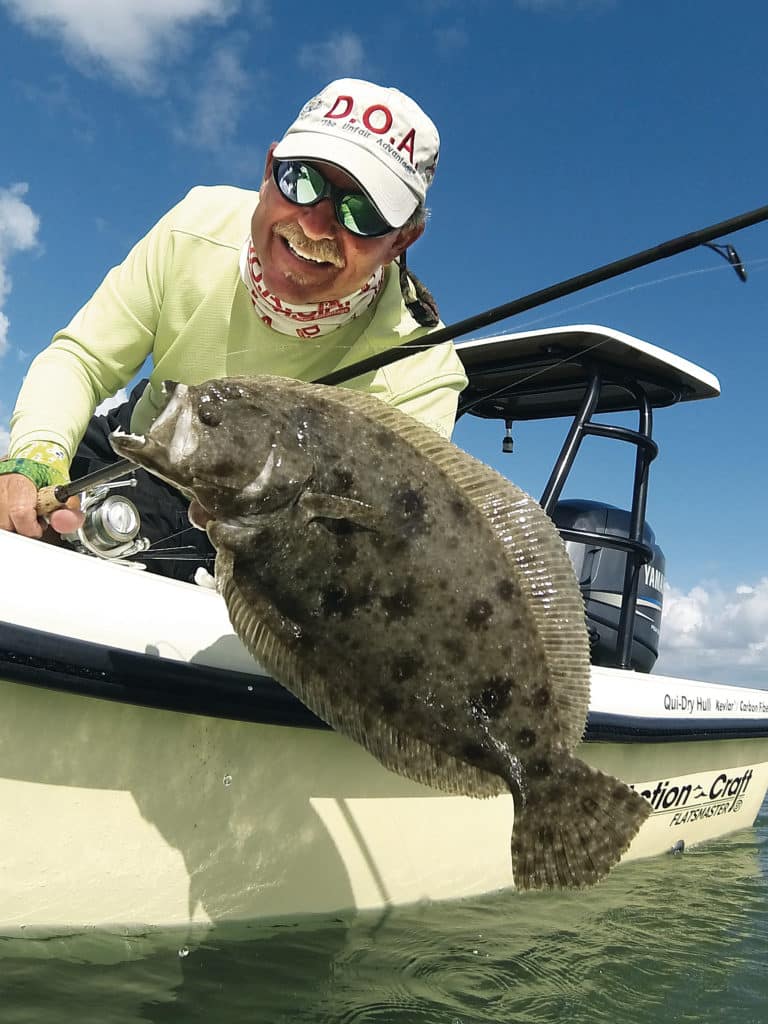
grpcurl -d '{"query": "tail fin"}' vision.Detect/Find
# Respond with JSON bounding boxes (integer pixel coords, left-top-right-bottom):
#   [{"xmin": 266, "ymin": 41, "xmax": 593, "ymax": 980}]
[{"xmin": 511, "ymin": 752, "xmax": 651, "ymax": 890}]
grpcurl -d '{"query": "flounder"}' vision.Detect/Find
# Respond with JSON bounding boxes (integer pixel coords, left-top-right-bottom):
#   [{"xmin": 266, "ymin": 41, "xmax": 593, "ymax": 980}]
[{"xmin": 111, "ymin": 376, "xmax": 650, "ymax": 889}]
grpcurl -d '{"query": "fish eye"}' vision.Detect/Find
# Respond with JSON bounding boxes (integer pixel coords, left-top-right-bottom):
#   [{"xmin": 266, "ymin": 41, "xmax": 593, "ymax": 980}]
[{"xmin": 198, "ymin": 398, "xmax": 223, "ymax": 427}]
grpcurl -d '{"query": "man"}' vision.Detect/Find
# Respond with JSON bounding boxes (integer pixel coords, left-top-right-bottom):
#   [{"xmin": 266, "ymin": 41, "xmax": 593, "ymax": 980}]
[{"xmin": 0, "ymin": 78, "xmax": 468, "ymax": 580}]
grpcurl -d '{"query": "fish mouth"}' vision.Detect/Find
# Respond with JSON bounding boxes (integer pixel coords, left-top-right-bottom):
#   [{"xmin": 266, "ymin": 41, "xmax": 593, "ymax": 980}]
[
  {"xmin": 109, "ymin": 381, "xmax": 197, "ymax": 474},
  {"xmin": 109, "ymin": 426, "xmax": 147, "ymax": 457}
]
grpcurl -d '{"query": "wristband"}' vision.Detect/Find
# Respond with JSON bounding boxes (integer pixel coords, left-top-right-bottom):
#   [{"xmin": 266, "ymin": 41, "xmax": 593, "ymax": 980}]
[{"xmin": 0, "ymin": 458, "xmax": 63, "ymax": 489}]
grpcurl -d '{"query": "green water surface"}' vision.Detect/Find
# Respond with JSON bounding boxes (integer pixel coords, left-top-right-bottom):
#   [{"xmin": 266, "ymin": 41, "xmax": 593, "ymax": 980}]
[{"xmin": 2, "ymin": 798, "xmax": 766, "ymax": 1024}]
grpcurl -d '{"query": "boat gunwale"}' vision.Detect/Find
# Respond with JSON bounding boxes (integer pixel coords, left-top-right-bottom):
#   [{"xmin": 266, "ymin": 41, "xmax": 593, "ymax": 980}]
[{"xmin": 3, "ymin": 620, "xmax": 767, "ymax": 745}]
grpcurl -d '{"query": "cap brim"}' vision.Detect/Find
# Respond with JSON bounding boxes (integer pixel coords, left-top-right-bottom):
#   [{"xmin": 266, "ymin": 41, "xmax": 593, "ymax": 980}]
[{"xmin": 273, "ymin": 130, "xmax": 418, "ymax": 229}]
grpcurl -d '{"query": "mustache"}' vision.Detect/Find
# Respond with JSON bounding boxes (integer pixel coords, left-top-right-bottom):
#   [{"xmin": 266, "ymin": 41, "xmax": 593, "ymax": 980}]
[{"xmin": 273, "ymin": 222, "xmax": 345, "ymax": 268}]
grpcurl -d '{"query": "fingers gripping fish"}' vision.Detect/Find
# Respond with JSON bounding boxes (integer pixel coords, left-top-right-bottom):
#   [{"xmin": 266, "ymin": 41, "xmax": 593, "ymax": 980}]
[{"xmin": 110, "ymin": 376, "xmax": 650, "ymax": 890}]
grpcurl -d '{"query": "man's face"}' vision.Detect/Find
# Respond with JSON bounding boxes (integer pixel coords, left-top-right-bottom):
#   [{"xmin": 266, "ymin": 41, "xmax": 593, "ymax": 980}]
[{"xmin": 250, "ymin": 144, "xmax": 422, "ymax": 304}]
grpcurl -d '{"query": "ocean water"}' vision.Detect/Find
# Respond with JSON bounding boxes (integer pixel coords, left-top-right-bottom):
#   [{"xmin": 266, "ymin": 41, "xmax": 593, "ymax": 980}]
[{"xmin": 2, "ymin": 797, "xmax": 766, "ymax": 1024}]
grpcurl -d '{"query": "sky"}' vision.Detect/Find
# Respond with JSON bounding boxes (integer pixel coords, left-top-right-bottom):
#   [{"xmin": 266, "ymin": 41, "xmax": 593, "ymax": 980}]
[{"xmin": 0, "ymin": 0, "xmax": 766, "ymax": 686}]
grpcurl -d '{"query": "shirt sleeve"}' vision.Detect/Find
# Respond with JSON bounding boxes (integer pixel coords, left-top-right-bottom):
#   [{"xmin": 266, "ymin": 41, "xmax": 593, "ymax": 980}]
[{"xmin": 9, "ymin": 198, "xmax": 179, "ymax": 474}]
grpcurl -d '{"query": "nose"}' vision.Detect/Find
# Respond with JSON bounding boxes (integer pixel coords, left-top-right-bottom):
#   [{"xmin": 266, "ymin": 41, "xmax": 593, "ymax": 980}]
[{"xmin": 295, "ymin": 199, "xmax": 337, "ymax": 240}]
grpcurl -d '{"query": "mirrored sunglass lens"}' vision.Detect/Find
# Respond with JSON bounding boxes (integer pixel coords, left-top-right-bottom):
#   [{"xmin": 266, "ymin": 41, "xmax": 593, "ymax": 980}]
[
  {"xmin": 339, "ymin": 194, "xmax": 388, "ymax": 236},
  {"xmin": 294, "ymin": 163, "xmax": 325, "ymax": 204},
  {"xmin": 276, "ymin": 162, "xmax": 323, "ymax": 204},
  {"xmin": 276, "ymin": 161, "xmax": 389, "ymax": 236}
]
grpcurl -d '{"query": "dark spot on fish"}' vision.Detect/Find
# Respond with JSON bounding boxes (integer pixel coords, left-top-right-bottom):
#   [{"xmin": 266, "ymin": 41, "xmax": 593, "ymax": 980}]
[
  {"xmin": 496, "ymin": 578, "xmax": 518, "ymax": 602},
  {"xmin": 463, "ymin": 741, "xmax": 486, "ymax": 762},
  {"xmin": 331, "ymin": 467, "xmax": 355, "ymax": 494},
  {"xmin": 392, "ymin": 652, "xmax": 422, "ymax": 682},
  {"xmin": 450, "ymin": 498, "xmax": 469, "ymax": 520},
  {"xmin": 375, "ymin": 430, "xmax": 393, "ymax": 450},
  {"xmin": 517, "ymin": 727, "xmax": 537, "ymax": 748},
  {"xmin": 446, "ymin": 636, "xmax": 467, "ymax": 662},
  {"xmin": 466, "ymin": 599, "xmax": 493, "ymax": 630},
  {"xmin": 401, "ymin": 489, "xmax": 423, "ymax": 515},
  {"xmin": 533, "ymin": 686, "xmax": 551, "ymax": 709},
  {"xmin": 529, "ymin": 758, "xmax": 552, "ymax": 780},
  {"xmin": 321, "ymin": 584, "xmax": 361, "ymax": 618},
  {"xmin": 470, "ymin": 676, "xmax": 515, "ymax": 719},
  {"xmin": 391, "ymin": 486, "xmax": 429, "ymax": 536},
  {"xmin": 379, "ymin": 689, "xmax": 402, "ymax": 714},
  {"xmin": 381, "ymin": 581, "xmax": 418, "ymax": 620}
]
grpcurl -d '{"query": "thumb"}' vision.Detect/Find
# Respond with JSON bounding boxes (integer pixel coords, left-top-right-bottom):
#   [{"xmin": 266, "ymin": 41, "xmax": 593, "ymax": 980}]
[{"xmin": 49, "ymin": 495, "xmax": 84, "ymax": 534}]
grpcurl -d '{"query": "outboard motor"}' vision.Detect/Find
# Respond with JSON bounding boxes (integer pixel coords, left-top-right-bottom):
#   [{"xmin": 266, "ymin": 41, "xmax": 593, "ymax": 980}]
[{"xmin": 552, "ymin": 499, "xmax": 665, "ymax": 672}]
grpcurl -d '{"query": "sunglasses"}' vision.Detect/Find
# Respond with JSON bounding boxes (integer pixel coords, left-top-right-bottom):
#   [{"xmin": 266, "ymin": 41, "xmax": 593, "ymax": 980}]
[{"xmin": 272, "ymin": 159, "xmax": 393, "ymax": 238}]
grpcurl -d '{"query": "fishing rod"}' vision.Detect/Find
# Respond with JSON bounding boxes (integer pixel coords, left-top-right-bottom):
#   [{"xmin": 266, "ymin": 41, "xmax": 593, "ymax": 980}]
[
  {"xmin": 38, "ymin": 200, "xmax": 768, "ymax": 512},
  {"xmin": 315, "ymin": 201, "xmax": 767, "ymax": 387}
]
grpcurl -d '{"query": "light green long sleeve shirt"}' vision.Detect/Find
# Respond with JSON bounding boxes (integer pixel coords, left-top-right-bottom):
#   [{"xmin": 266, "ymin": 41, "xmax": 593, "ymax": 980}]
[{"xmin": 10, "ymin": 185, "xmax": 468, "ymax": 480}]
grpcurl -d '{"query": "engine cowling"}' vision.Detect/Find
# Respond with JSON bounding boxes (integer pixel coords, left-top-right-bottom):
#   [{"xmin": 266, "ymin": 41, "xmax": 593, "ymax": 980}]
[{"xmin": 552, "ymin": 498, "xmax": 665, "ymax": 673}]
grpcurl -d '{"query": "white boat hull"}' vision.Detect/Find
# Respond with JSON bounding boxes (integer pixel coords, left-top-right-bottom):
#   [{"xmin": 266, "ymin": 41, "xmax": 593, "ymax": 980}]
[
  {"xmin": 1, "ymin": 532, "xmax": 767, "ymax": 935},
  {"xmin": 2, "ymin": 675, "xmax": 767, "ymax": 936}
]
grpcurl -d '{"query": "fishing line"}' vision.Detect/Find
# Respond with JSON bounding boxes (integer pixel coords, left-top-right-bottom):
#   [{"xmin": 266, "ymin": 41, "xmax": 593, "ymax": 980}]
[
  {"xmin": 513, "ymin": 258, "xmax": 768, "ymax": 333},
  {"xmin": 461, "ymin": 258, "xmax": 768, "ymax": 410},
  {"xmin": 221, "ymin": 258, "xmax": 768, "ymax": 365},
  {"xmin": 140, "ymin": 523, "xmax": 199, "ymax": 554},
  {"xmin": 456, "ymin": 336, "xmax": 627, "ymax": 418}
]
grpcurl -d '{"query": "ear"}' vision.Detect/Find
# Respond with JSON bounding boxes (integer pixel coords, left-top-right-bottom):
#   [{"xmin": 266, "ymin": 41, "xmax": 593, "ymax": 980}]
[
  {"xmin": 384, "ymin": 222, "xmax": 425, "ymax": 263},
  {"xmin": 262, "ymin": 142, "xmax": 279, "ymax": 184}
]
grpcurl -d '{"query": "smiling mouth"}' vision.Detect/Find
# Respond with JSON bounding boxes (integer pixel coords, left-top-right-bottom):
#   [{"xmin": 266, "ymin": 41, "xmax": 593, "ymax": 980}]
[
  {"xmin": 274, "ymin": 225, "xmax": 344, "ymax": 269},
  {"xmin": 284, "ymin": 237, "xmax": 332, "ymax": 265}
]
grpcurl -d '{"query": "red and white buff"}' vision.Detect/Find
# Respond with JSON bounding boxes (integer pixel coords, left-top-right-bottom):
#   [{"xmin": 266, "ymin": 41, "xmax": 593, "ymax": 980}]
[{"xmin": 239, "ymin": 238, "xmax": 383, "ymax": 339}]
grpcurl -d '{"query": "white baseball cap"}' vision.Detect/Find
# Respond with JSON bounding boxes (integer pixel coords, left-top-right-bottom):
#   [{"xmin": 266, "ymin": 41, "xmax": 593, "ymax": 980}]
[{"xmin": 273, "ymin": 79, "xmax": 440, "ymax": 229}]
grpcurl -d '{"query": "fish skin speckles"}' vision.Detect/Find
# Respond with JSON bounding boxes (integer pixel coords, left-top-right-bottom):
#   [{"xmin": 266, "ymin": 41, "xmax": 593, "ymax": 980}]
[{"xmin": 110, "ymin": 374, "xmax": 651, "ymax": 890}]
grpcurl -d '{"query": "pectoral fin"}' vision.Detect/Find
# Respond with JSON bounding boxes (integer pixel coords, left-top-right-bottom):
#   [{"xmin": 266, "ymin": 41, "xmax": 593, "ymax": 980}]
[
  {"xmin": 298, "ymin": 492, "xmax": 382, "ymax": 532},
  {"xmin": 215, "ymin": 547, "xmax": 303, "ymax": 644}
]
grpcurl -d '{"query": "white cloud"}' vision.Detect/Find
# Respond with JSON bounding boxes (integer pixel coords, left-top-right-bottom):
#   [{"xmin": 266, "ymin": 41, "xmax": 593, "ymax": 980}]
[
  {"xmin": 0, "ymin": 183, "xmax": 41, "ymax": 359},
  {"xmin": 297, "ymin": 32, "xmax": 365, "ymax": 78},
  {"xmin": 655, "ymin": 579, "xmax": 768, "ymax": 687},
  {"xmin": 173, "ymin": 44, "xmax": 250, "ymax": 149},
  {"xmin": 0, "ymin": 312, "xmax": 9, "ymax": 358},
  {"xmin": 0, "ymin": 422, "xmax": 9, "ymax": 456},
  {"xmin": 0, "ymin": 0, "xmax": 240, "ymax": 90}
]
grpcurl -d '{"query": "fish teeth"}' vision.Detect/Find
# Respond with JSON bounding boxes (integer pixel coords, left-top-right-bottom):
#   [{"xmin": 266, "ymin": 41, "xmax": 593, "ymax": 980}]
[{"xmin": 111, "ymin": 427, "xmax": 146, "ymax": 446}]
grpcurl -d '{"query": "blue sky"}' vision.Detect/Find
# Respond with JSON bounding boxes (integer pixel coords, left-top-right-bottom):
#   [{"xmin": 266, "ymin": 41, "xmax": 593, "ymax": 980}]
[{"xmin": 0, "ymin": 0, "xmax": 766, "ymax": 685}]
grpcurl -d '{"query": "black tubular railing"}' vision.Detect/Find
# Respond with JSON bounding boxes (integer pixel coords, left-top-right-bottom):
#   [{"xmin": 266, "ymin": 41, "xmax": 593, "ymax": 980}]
[{"xmin": 538, "ymin": 364, "xmax": 660, "ymax": 669}]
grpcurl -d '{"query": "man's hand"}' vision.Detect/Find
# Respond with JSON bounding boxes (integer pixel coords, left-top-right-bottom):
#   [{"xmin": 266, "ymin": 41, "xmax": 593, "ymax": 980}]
[{"xmin": 0, "ymin": 474, "xmax": 84, "ymax": 537}]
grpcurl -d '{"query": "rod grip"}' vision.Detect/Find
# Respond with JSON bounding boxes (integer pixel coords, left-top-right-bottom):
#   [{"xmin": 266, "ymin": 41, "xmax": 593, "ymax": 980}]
[{"xmin": 36, "ymin": 485, "xmax": 77, "ymax": 517}]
